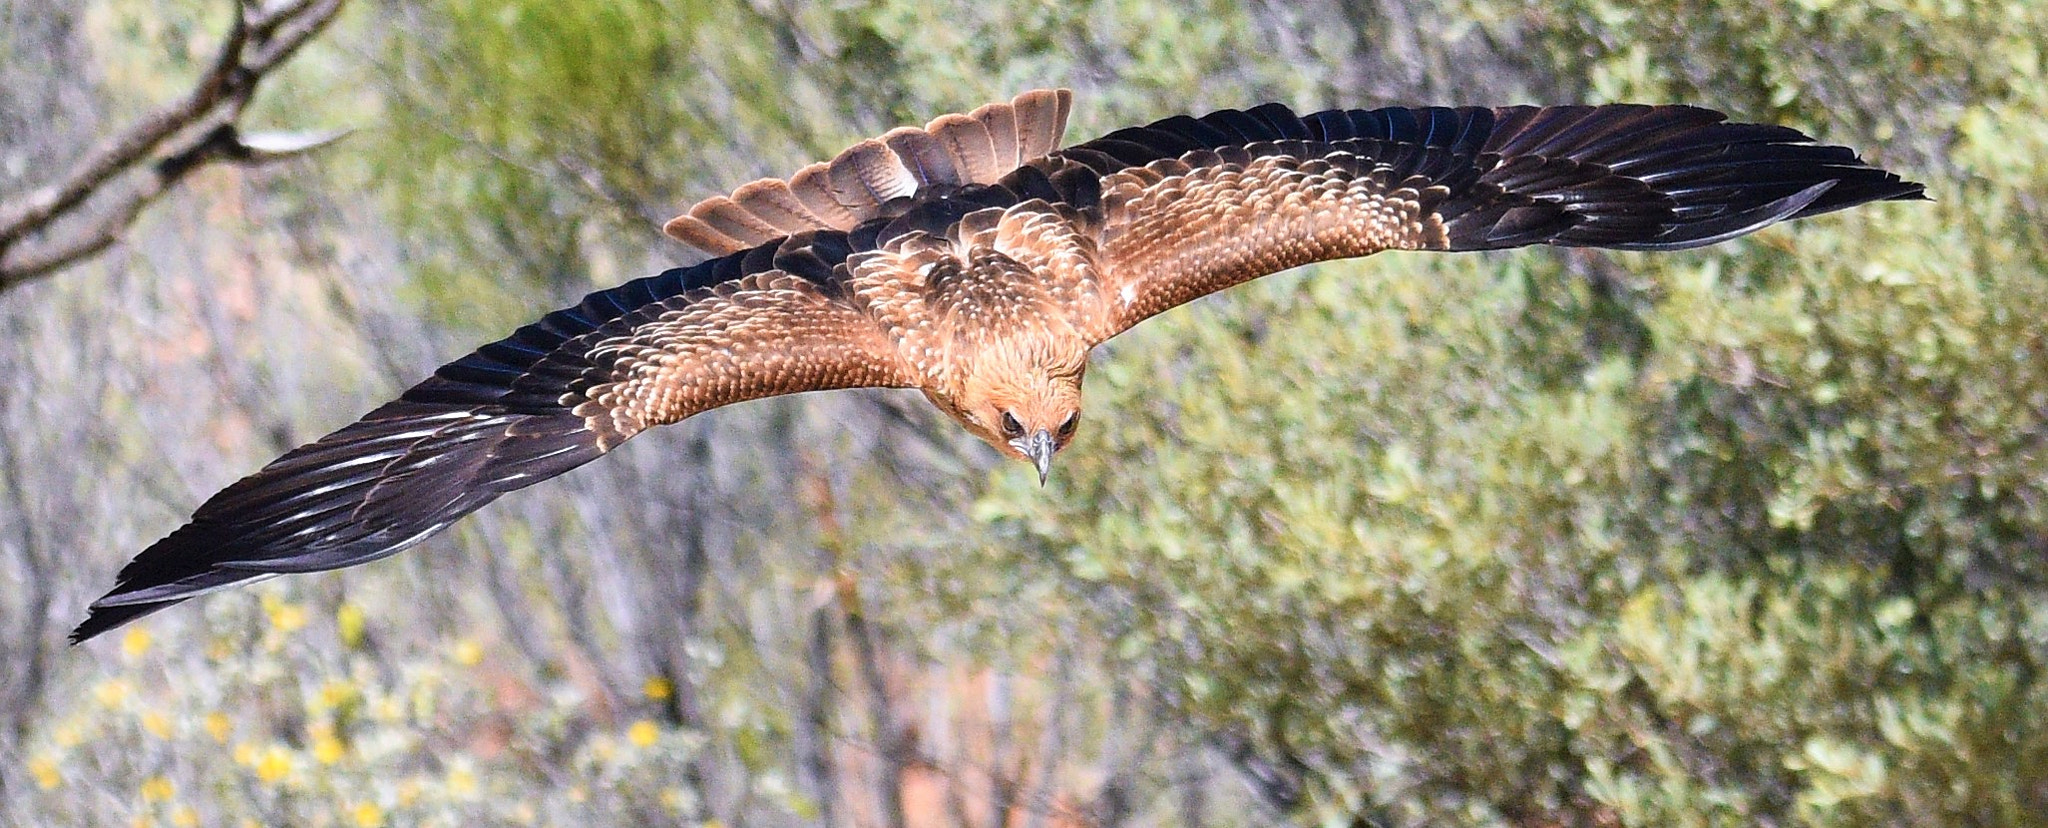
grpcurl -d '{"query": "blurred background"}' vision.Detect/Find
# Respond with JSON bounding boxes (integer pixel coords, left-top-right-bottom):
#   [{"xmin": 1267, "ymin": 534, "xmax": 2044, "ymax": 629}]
[{"xmin": 3, "ymin": 0, "xmax": 2044, "ymax": 825}]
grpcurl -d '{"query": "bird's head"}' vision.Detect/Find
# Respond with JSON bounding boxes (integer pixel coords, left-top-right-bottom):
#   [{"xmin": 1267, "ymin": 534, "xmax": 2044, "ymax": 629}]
[{"xmin": 936, "ymin": 360, "xmax": 1085, "ymax": 485}]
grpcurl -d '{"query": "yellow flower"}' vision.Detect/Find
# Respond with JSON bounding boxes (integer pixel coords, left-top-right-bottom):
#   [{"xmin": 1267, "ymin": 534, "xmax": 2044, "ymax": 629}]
[
  {"xmin": 93, "ymin": 679, "xmax": 132, "ymax": 708},
  {"xmin": 232, "ymin": 741, "xmax": 260, "ymax": 766},
  {"xmin": 451, "ymin": 639, "xmax": 483, "ymax": 667},
  {"xmin": 351, "ymin": 802, "xmax": 385, "ymax": 828},
  {"xmin": 28, "ymin": 756, "xmax": 59, "ymax": 790},
  {"xmin": 53, "ymin": 724, "xmax": 82, "ymax": 749},
  {"xmin": 121, "ymin": 628, "xmax": 153, "ymax": 659},
  {"xmin": 266, "ymin": 601, "xmax": 307, "ymax": 634},
  {"xmin": 316, "ymin": 679, "xmax": 358, "ymax": 712},
  {"xmin": 254, "ymin": 745, "xmax": 292, "ymax": 783},
  {"xmin": 446, "ymin": 764, "xmax": 477, "ymax": 797},
  {"xmin": 627, "ymin": 719, "xmax": 659, "ymax": 748},
  {"xmin": 139, "ymin": 776, "xmax": 174, "ymax": 803},
  {"xmin": 140, "ymin": 711, "xmax": 172, "ymax": 739},
  {"xmin": 204, "ymin": 712, "xmax": 232, "ymax": 743},
  {"xmin": 169, "ymin": 805, "xmax": 200, "ymax": 828},
  {"xmin": 336, "ymin": 603, "xmax": 366, "ymax": 648},
  {"xmin": 642, "ymin": 676, "xmax": 674, "ymax": 701},
  {"xmin": 312, "ymin": 733, "xmax": 346, "ymax": 765}
]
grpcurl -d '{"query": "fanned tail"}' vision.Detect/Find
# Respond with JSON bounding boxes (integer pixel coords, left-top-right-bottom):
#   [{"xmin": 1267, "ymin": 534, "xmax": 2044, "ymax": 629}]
[{"xmin": 663, "ymin": 89, "xmax": 1075, "ymax": 256}]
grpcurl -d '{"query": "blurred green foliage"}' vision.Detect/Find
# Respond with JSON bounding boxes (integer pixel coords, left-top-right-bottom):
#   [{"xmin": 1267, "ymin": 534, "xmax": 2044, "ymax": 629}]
[
  {"xmin": 10, "ymin": 0, "xmax": 2046, "ymax": 826},
  {"xmin": 927, "ymin": 1, "xmax": 2048, "ymax": 825}
]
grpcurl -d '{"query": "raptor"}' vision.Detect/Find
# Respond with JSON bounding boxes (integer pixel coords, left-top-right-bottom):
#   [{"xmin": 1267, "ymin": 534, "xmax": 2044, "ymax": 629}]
[{"xmin": 74, "ymin": 89, "xmax": 1923, "ymax": 642}]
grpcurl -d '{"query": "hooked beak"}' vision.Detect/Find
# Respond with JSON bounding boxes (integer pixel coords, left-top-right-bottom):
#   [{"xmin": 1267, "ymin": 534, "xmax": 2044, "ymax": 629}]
[{"xmin": 1010, "ymin": 429, "xmax": 1056, "ymax": 486}]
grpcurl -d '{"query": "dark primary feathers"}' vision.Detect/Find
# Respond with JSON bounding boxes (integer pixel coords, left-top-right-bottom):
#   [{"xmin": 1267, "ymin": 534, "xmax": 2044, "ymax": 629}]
[
  {"xmin": 74, "ymin": 91, "xmax": 1922, "ymax": 643},
  {"xmin": 1069, "ymin": 102, "xmax": 1920, "ymax": 332},
  {"xmin": 72, "ymin": 237, "xmax": 914, "ymax": 643}
]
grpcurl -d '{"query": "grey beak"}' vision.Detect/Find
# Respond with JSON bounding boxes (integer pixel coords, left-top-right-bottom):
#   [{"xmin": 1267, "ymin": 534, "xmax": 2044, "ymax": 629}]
[{"xmin": 1011, "ymin": 429, "xmax": 1056, "ymax": 486}]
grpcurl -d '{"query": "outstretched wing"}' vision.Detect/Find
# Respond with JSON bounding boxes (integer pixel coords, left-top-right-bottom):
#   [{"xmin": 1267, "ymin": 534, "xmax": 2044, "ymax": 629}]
[
  {"xmin": 73, "ymin": 232, "xmax": 911, "ymax": 643},
  {"xmin": 1066, "ymin": 103, "xmax": 1925, "ymax": 338},
  {"xmin": 76, "ymin": 93, "xmax": 1926, "ymax": 642}
]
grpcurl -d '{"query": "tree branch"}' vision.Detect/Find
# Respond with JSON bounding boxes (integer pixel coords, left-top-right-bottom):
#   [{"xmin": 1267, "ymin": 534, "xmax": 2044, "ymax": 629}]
[
  {"xmin": 806, "ymin": 468, "xmax": 910, "ymax": 828},
  {"xmin": 0, "ymin": 0, "xmax": 350, "ymax": 292}
]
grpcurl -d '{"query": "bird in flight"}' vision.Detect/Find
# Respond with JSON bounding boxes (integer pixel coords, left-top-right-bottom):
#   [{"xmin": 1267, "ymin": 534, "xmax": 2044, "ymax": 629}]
[{"xmin": 73, "ymin": 89, "xmax": 1923, "ymax": 642}]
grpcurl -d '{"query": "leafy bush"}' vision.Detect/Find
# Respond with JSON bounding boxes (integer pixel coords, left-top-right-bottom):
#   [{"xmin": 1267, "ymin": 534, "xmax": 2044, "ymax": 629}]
[{"xmin": 8, "ymin": 0, "xmax": 2043, "ymax": 825}]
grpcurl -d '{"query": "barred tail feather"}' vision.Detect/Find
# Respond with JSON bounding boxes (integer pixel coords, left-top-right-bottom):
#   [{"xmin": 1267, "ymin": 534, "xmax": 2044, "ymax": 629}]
[{"xmin": 664, "ymin": 89, "xmax": 1074, "ymax": 255}]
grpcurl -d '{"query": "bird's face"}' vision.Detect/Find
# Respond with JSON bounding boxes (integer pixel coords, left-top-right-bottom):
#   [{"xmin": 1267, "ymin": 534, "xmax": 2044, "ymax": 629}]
[{"xmin": 940, "ymin": 361, "xmax": 1086, "ymax": 485}]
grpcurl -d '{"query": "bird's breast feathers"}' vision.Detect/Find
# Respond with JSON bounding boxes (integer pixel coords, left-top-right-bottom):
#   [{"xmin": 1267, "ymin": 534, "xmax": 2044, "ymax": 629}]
[{"xmin": 842, "ymin": 203, "xmax": 1114, "ymax": 383}]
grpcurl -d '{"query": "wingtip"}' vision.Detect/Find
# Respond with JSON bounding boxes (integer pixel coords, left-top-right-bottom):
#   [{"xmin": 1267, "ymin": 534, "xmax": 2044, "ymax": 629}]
[
  {"xmin": 68, "ymin": 599, "xmax": 166, "ymax": 645},
  {"xmin": 1789, "ymin": 173, "xmax": 1929, "ymax": 220}
]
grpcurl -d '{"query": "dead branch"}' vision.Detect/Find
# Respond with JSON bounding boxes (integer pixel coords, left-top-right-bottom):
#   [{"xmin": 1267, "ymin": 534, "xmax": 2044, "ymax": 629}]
[{"xmin": 0, "ymin": 0, "xmax": 350, "ymax": 293}]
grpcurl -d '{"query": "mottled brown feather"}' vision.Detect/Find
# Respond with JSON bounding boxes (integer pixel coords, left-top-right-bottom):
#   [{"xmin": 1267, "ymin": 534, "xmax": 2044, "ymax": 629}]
[
  {"xmin": 1092, "ymin": 152, "xmax": 1448, "ymax": 338},
  {"xmin": 1011, "ymin": 91, "xmax": 1069, "ymax": 161},
  {"xmin": 882, "ymin": 126, "xmax": 962, "ymax": 188},
  {"xmin": 729, "ymin": 178, "xmax": 835, "ymax": 236},
  {"xmin": 75, "ymin": 93, "xmax": 1922, "ymax": 643},
  {"xmin": 979, "ymin": 100, "xmax": 1022, "ymax": 172},
  {"xmin": 664, "ymin": 89, "xmax": 1073, "ymax": 255},
  {"xmin": 573, "ymin": 270, "xmax": 916, "ymax": 447},
  {"xmin": 786, "ymin": 161, "xmax": 860, "ymax": 229},
  {"xmin": 927, "ymin": 112, "xmax": 1000, "ymax": 181}
]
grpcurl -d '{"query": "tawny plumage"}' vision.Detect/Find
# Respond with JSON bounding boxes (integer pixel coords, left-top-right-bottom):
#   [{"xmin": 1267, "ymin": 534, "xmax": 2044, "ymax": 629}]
[{"xmin": 72, "ymin": 90, "xmax": 1924, "ymax": 643}]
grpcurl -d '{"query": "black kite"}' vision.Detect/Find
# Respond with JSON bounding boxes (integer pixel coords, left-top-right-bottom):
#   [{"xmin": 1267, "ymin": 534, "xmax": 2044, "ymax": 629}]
[{"xmin": 73, "ymin": 90, "xmax": 1923, "ymax": 642}]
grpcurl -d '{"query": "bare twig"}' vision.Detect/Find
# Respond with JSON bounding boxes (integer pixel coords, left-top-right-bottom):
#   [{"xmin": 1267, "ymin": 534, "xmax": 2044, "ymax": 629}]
[
  {"xmin": 0, "ymin": 0, "xmax": 350, "ymax": 292},
  {"xmin": 1018, "ymin": 636, "xmax": 1078, "ymax": 828},
  {"xmin": 799, "ymin": 576, "xmax": 842, "ymax": 827},
  {"xmin": 842, "ymin": 583, "xmax": 908, "ymax": 828},
  {"xmin": 0, "ymin": 439, "xmax": 56, "ymax": 754},
  {"xmin": 807, "ymin": 467, "xmax": 909, "ymax": 828},
  {"xmin": 1209, "ymin": 729, "xmax": 1308, "ymax": 818}
]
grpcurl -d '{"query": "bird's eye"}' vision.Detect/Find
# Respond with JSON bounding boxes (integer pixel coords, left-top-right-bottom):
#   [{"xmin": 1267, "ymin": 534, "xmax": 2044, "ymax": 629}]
[
  {"xmin": 1056, "ymin": 412, "xmax": 1078, "ymax": 439},
  {"xmin": 1000, "ymin": 411, "xmax": 1024, "ymax": 438}
]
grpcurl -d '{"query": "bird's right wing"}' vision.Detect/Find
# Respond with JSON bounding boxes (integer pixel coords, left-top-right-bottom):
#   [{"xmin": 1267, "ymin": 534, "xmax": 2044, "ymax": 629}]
[{"xmin": 73, "ymin": 232, "xmax": 912, "ymax": 642}]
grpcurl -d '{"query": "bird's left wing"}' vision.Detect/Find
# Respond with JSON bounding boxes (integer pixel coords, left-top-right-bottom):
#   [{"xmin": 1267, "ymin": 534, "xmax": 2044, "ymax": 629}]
[
  {"xmin": 1071, "ymin": 103, "xmax": 1923, "ymax": 341},
  {"xmin": 73, "ymin": 232, "xmax": 911, "ymax": 642}
]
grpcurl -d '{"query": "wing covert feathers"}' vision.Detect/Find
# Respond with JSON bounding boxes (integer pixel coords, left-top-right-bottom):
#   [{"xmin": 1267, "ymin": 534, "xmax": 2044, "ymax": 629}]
[
  {"xmin": 74, "ymin": 233, "xmax": 909, "ymax": 643},
  {"xmin": 78, "ymin": 92, "xmax": 1921, "ymax": 642},
  {"xmin": 1082, "ymin": 101, "xmax": 1921, "ymax": 335},
  {"xmin": 71, "ymin": 401, "xmax": 596, "ymax": 643},
  {"xmin": 665, "ymin": 89, "xmax": 1074, "ymax": 256}
]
